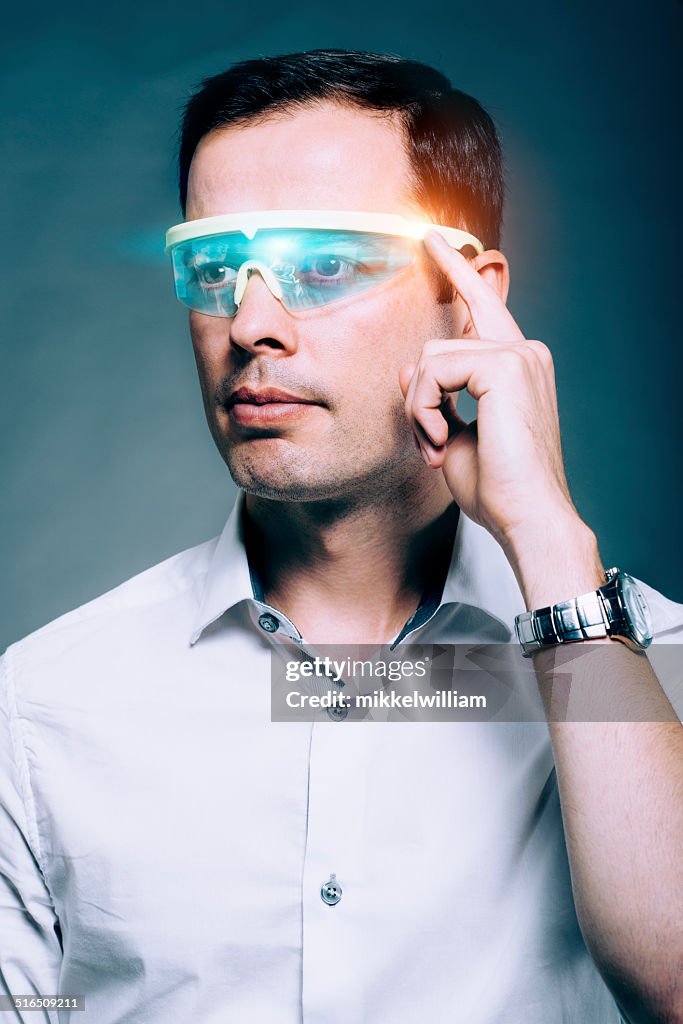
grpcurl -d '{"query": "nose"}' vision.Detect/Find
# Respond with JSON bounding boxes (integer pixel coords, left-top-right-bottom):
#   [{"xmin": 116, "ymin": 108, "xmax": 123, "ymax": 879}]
[{"xmin": 229, "ymin": 268, "xmax": 298, "ymax": 357}]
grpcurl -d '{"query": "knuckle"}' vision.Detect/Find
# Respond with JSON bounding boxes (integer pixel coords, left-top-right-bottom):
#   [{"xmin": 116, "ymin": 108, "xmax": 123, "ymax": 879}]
[
  {"xmin": 419, "ymin": 353, "xmax": 440, "ymax": 378},
  {"xmin": 500, "ymin": 350, "xmax": 524, "ymax": 374},
  {"xmin": 422, "ymin": 338, "xmax": 441, "ymax": 354},
  {"xmin": 528, "ymin": 339, "xmax": 554, "ymax": 365}
]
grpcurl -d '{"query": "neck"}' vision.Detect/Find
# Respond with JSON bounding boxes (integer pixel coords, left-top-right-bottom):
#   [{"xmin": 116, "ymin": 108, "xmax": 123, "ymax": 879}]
[{"xmin": 243, "ymin": 473, "xmax": 458, "ymax": 646}]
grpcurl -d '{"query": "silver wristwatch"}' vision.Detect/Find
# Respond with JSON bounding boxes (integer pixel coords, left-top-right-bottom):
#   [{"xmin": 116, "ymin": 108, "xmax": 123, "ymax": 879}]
[{"xmin": 514, "ymin": 567, "xmax": 653, "ymax": 658}]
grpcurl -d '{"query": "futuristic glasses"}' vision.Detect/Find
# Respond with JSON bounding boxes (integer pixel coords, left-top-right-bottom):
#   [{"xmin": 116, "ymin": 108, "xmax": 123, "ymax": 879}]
[{"xmin": 165, "ymin": 210, "xmax": 485, "ymax": 318}]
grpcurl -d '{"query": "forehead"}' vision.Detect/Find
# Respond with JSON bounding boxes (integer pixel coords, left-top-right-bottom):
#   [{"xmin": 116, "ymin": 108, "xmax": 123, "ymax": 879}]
[{"xmin": 186, "ymin": 102, "xmax": 420, "ymax": 220}]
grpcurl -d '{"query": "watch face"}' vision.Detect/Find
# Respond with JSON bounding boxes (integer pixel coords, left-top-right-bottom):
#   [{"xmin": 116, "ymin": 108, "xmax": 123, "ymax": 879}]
[{"xmin": 621, "ymin": 573, "xmax": 654, "ymax": 648}]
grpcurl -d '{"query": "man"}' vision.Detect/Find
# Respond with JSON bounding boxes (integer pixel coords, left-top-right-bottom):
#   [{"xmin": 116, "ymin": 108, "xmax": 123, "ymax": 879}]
[{"xmin": 1, "ymin": 49, "xmax": 681, "ymax": 1024}]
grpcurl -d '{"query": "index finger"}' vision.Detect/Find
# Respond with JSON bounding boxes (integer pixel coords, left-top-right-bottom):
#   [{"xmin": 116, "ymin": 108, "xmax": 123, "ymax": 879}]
[{"xmin": 424, "ymin": 229, "xmax": 525, "ymax": 341}]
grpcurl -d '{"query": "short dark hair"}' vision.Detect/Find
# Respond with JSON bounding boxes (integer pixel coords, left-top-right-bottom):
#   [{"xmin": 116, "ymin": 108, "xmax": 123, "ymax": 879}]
[{"xmin": 177, "ymin": 49, "xmax": 505, "ymax": 250}]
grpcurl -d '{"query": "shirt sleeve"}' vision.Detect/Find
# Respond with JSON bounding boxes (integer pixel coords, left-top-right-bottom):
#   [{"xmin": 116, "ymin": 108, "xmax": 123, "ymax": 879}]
[
  {"xmin": 635, "ymin": 579, "xmax": 683, "ymax": 721},
  {"xmin": 0, "ymin": 646, "xmax": 62, "ymax": 1023}
]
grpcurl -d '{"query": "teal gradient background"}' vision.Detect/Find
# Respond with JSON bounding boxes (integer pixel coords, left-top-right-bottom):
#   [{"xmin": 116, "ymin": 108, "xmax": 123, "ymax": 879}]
[{"xmin": 2, "ymin": 1, "xmax": 681, "ymax": 651}]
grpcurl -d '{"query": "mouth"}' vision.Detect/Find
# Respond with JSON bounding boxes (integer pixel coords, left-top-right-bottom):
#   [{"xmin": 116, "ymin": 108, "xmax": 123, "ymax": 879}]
[
  {"xmin": 225, "ymin": 387, "xmax": 322, "ymax": 428},
  {"xmin": 227, "ymin": 387, "xmax": 319, "ymax": 407}
]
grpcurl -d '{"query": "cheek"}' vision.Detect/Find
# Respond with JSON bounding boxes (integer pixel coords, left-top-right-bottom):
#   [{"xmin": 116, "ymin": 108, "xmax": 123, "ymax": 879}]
[
  {"xmin": 339, "ymin": 278, "xmax": 441, "ymax": 376},
  {"xmin": 316, "ymin": 305, "xmax": 425, "ymax": 423},
  {"xmin": 189, "ymin": 312, "xmax": 230, "ymax": 380}
]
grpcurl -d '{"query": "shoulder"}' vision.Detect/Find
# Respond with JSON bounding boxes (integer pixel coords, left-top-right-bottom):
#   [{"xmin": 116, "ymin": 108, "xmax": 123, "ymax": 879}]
[{"xmin": 1, "ymin": 533, "xmax": 219, "ymax": 672}]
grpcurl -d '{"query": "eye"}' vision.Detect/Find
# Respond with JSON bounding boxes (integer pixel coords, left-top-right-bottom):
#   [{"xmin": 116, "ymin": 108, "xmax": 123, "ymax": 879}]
[
  {"xmin": 196, "ymin": 262, "xmax": 234, "ymax": 287},
  {"xmin": 301, "ymin": 254, "xmax": 363, "ymax": 286},
  {"xmin": 311, "ymin": 255, "xmax": 347, "ymax": 279}
]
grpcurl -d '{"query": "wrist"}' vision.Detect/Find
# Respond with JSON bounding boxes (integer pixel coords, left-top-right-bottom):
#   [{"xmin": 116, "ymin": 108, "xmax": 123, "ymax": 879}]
[{"xmin": 502, "ymin": 511, "xmax": 605, "ymax": 610}]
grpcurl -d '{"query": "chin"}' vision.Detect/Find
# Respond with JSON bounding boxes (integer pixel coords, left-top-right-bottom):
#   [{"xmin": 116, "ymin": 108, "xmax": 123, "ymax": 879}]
[
  {"xmin": 224, "ymin": 450, "xmax": 339, "ymax": 502},
  {"xmin": 222, "ymin": 429, "xmax": 413, "ymax": 504}
]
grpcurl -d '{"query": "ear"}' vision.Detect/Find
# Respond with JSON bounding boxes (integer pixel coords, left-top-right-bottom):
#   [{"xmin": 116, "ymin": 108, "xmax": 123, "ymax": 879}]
[{"xmin": 462, "ymin": 249, "xmax": 511, "ymax": 336}]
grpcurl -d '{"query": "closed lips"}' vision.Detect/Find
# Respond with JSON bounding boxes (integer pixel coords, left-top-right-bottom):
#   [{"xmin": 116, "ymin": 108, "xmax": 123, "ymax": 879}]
[{"xmin": 228, "ymin": 388, "xmax": 319, "ymax": 406}]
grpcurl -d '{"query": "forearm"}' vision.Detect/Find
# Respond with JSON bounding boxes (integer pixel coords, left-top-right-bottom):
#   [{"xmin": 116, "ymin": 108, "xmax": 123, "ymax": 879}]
[
  {"xmin": 506, "ymin": 519, "xmax": 683, "ymax": 1024},
  {"xmin": 537, "ymin": 654, "xmax": 683, "ymax": 1023}
]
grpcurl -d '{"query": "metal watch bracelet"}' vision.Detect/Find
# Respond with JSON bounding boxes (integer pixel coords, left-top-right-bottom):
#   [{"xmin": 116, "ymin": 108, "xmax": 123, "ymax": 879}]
[{"xmin": 514, "ymin": 571, "xmax": 614, "ymax": 658}]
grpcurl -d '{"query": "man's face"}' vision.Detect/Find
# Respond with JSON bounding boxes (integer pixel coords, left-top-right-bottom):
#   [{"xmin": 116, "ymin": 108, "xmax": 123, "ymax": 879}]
[{"xmin": 185, "ymin": 102, "xmax": 465, "ymax": 502}]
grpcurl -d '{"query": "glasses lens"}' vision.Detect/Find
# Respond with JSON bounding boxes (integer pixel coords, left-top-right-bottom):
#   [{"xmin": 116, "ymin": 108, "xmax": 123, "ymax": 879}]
[
  {"xmin": 171, "ymin": 235, "xmax": 244, "ymax": 317},
  {"xmin": 170, "ymin": 229, "xmax": 416, "ymax": 317}
]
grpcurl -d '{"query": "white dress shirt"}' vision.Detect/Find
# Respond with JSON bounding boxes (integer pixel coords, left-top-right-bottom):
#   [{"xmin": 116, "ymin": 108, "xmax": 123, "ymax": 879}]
[{"xmin": 2, "ymin": 491, "xmax": 682, "ymax": 1024}]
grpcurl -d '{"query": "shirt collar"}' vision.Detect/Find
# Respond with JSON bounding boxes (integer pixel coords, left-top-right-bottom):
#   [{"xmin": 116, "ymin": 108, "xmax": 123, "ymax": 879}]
[
  {"xmin": 440, "ymin": 510, "xmax": 526, "ymax": 634},
  {"xmin": 189, "ymin": 491, "xmax": 525, "ymax": 646},
  {"xmin": 189, "ymin": 491, "xmax": 254, "ymax": 646}
]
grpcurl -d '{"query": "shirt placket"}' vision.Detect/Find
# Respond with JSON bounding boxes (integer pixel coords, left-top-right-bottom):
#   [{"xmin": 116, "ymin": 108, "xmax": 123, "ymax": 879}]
[
  {"xmin": 250, "ymin": 597, "xmax": 377, "ymax": 1023},
  {"xmin": 300, "ymin": 716, "xmax": 371, "ymax": 1024}
]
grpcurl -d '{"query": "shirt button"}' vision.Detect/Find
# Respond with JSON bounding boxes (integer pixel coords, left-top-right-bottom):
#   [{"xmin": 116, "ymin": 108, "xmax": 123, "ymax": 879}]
[
  {"xmin": 327, "ymin": 703, "xmax": 349, "ymax": 722},
  {"xmin": 320, "ymin": 874, "xmax": 342, "ymax": 906},
  {"xmin": 258, "ymin": 613, "xmax": 279, "ymax": 633}
]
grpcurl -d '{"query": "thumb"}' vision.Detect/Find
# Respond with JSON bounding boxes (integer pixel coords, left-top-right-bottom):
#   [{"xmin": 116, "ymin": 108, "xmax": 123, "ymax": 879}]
[{"xmin": 398, "ymin": 362, "xmax": 417, "ymax": 398}]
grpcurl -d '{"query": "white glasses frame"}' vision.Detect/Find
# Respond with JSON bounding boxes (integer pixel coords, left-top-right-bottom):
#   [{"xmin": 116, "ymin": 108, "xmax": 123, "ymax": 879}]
[{"xmin": 165, "ymin": 209, "xmax": 485, "ymax": 254}]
